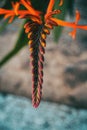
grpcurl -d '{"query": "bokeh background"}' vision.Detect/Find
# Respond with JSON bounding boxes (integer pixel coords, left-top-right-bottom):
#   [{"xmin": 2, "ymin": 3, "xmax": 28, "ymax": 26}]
[{"xmin": 0, "ymin": 0, "xmax": 87, "ymax": 130}]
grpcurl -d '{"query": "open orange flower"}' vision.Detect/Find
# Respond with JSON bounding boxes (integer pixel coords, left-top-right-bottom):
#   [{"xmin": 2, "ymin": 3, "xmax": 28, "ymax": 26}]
[
  {"xmin": 0, "ymin": 0, "xmax": 87, "ymax": 108},
  {"xmin": 0, "ymin": 0, "xmax": 41, "ymax": 23}
]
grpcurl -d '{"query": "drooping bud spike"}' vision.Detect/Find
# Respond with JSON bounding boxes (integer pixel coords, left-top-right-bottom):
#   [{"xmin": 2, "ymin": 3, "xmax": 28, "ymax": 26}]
[{"xmin": 24, "ymin": 22, "xmax": 49, "ymax": 108}]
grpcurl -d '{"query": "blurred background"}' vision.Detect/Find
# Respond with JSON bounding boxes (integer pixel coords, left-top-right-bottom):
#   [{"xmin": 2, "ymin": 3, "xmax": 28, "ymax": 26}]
[{"xmin": 0, "ymin": 0, "xmax": 87, "ymax": 130}]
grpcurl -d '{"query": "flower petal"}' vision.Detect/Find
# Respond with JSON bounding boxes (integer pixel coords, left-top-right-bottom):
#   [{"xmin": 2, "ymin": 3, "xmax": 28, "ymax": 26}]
[
  {"xmin": 50, "ymin": 17, "xmax": 87, "ymax": 39},
  {"xmin": 50, "ymin": 18, "xmax": 87, "ymax": 30},
  {"xmin": 46, "ymin": 0, "xmax": 55, "ymax": 14},
  {"xmin": 20, "ymin": 0, "xmax": 41, "ymax": 17},
  {"xmin": 59, "ymin": 0, "xmax": 63, "ymax": 6}
]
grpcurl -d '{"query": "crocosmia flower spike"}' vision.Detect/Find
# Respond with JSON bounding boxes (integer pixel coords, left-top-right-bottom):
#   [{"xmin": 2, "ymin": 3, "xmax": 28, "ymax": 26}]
[{"xmin": 0, "ymin": 0, "xmax": 87, "ymax": 108}]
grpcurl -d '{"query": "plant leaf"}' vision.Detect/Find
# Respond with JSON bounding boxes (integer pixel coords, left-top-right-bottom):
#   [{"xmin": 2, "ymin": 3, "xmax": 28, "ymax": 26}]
[
  {"xmin": 53, "ymin": 0, "xmax": 70, "ymax": 42},
  {"xmin": 67, "ymin": 0, "xmax": 75, "ymax": 16},
  {"xmin": 0, "ymin": 20, "xmax": 28, "ymax": 68},
  {"xmin": 0, "ymin": 19, "xmax": 9, "ymax": 33},
  {"xmin": 31, "ymin": 0, "xmax": 50, "ymax": 13}
]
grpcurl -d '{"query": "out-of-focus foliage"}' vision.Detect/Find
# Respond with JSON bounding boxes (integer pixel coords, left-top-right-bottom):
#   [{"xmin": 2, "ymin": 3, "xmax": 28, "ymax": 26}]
[
  {"xmin": 0, "ymin": 20, "xmax": 28, "ymax": 67},
  {"xmin": 0, "ymin": 0, "xmax": 74, "ymax": 67},
  {"xmin": 53, "ymin": 0, "xmax": 74, "ymax": 41}
]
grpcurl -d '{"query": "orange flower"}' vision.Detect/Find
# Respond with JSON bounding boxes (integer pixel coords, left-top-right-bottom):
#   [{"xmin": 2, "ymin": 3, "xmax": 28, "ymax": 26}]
[
  {"xmin": 45, "ymin": 0, "xmax": 87, "ymax": 39},
  {"xmin": 0, "ymin": 0, "xmax": 87, "ymax": 108},
  {"xmin": 0, "ymin": 0, "xmax": 42, "ymax": 23},
  {"xmin": 0, "ymin": 0, "xmax": 87, "ymax": 37}
]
